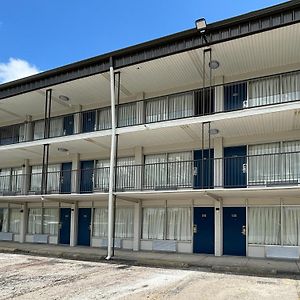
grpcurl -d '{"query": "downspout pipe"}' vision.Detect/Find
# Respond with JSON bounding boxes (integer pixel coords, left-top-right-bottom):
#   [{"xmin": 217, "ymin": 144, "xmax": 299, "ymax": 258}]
[{"xmin": 106, "ymin": 57, "xmax": 117, "ymax": 260}]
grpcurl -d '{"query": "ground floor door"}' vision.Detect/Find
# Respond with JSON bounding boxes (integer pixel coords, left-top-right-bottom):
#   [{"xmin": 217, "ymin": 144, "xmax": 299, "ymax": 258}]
[
  {"xmin": 193, "ymin": 207, "xmax": 215, "ymax": 254},
  {"xmin": 223, "ymin": 207, "xmax": 246, "ymax": 256},
  {"xmin": 77, "ymin": 208, "xmax": 91, "ymax": 246},
  {"xmin": 59, "ymin": 208, "xmax": 71, "ymax": 245}
]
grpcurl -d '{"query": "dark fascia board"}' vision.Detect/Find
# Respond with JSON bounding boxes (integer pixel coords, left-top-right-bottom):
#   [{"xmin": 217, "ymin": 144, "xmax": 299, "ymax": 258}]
[{"xmin": 1, "ymin": 0, "xmax": 300, "ymax": 100}]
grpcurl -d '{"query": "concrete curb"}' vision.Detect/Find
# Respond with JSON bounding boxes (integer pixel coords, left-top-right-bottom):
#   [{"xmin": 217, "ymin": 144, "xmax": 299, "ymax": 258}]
[{"xmin": 1, "ymin": 246, "xmax": 299, "ymax": 278}]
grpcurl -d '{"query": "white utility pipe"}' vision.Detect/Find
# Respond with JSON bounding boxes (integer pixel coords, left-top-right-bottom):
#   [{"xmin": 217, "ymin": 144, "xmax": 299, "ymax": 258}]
[{"xmin": 106, "ymin": 63, "xmax": 117, "ymax": 260}]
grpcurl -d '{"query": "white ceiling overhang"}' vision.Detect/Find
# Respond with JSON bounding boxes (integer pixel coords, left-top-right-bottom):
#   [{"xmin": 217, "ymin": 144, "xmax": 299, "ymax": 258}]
[{"xmin": 1, "ymin": 23, "xmax": 300, "ymax": 127}]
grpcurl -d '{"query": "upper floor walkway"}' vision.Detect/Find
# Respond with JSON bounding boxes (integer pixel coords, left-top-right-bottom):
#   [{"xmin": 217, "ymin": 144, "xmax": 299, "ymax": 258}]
[{"xmin": 0, "ymin": 69, "xmax": 300, "ymax": 148}]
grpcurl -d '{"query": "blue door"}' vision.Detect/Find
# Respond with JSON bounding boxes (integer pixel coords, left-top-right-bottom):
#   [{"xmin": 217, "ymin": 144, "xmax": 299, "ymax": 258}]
[
  {"xmin": 80, "ymin": 161, "xmax": 94, "ymax": 193},
  {"xmin": 60, "ymin": 162, "xmax": 72, "ymax": 194},
  {"xmin": 224, "ymin": 146, "xmax": 247, "ymax": 188},
  {"xmin": 194, "ymin": 149, "xmax": 214, "ymax": 189},
  {"xmin": 193, "ymin": 207, "xmax": 215, "ymax": 254},
  {"xmin": 224, "ymin": 82, "xmax": 247, "ymax": 111},
  {"xmin": 82, "ymin": 110, "xmax": 96, "ymax": 133},
  {"xmin": 59, "ymin": 208, "xmax": 71, "ymax": 245},
  {"xmin": 77, "ymin": 208, "xmax": 91, "ymax": 246},
  {"xmin": 63, "ymin": 115, "xmax": 74, "ymax": 136},
  {"xmin": 223, "ymin": 207, "xmax": 246, "ymax": 256}
]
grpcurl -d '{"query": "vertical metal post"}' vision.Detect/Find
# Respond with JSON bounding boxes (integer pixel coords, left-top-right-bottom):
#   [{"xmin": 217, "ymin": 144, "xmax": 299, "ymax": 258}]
[
  {"xmin": 106, "ymin": 57, "xmax": 117, "ymax": 260},
  {"xmin": 41, "ymin": 89, "xmax": 52, "ymax": 195},
  {"xmin": 201, "ymin": 123, "xmax": 204, "ymax": 189},
  {"xmin": 112, "ymin": 71, "xmax": 121, "ymax": 256}
]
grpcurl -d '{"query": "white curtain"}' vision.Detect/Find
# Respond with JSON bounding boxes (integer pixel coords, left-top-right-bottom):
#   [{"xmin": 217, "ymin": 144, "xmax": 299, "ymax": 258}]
[
  {"xmin": 98, "ymin": 107, "xmax": 112, "ymax": 130},
  {"xmin": 248, "ymin": 76, "xmax": 280, "ymax": 107},
  {"xmin": 282, "ymin": 72, "xmax": 300, "ymax": 102},
  {"xmin": 167, "ymin": 208, "xmax": 191, "ymax": 241},
  {"xmin": 47, "ymin": 164, "xmax": 60, "ymax": 193},
  {"xmin": 168, "ymin": 152, "xmax": 192, "ymax": 188},
  {"xmin": 93, "ymin": 207, "xmax": 108, "ymax": 237},
  {"xmin": 248, "ymin": 207, "xmax": 281, "ymax": 245},
  {"xmin": 282, "ymin": 140, "xmax": 300, "ymax": 183},
  {"xmin": 95, "ymin": 160, "xmax": 110, "ymax": 191},
  {"xmin": 144, "ymin": 154, "xmax": 167, "ymax": 189},
  {"xmin": 248, "ymin": 143, "xmax": 281, "ymax": 185},
  {"xmin": 0, "ymin": 208, "xmax": 8, "ymax": 232},
  {"xmin": 30, "ymin": 166, "xmax": 43, "ymax": 192},
  {"xmin": 9, "ymin": 208, "xmax": 20, "ymax": 233},
  {"xmin": 115, "ymin": 208, "xmax": 134, "ymax": 238},
  {"xmin": 116, "ymin": 157, "xmax": 135, "ymax": 190},
  {"xmin": 43, "ymin": 208, "xmax": 59, "ymax": 235},
  {"xmin": 11, "ymin": 168, "xmax": 23, "ymax": 193},
  {"xmin": 118, "ymin": 103, "xmax": 136, "ymax": 127},
  {"xmin": 27, "ymin": 208, "xmax": 42, "ymax": 234},
  {"xmin": 142, "ymin": 208, "xmax": 165, "ymax": 240},
  {"xmin": 145, "ymin": 97, "xmax": 168, "ymax": 123},
  {"xmin": 0, "ymin": 168, "xmax": 11, "ymax": 192},
  {"xmin": 283, "ymin": 207, "xmax": 300, "ymax": 246},
  {"xmin": 33, "ymin": 120, "xmax": 45, "ymax": 140},
  {"xmin": 168, "ymin": 92, "xmax": 194, "ymax": 119},
  {"xmin": 49, "ymin": 117, "xmax": 64, "ymax": 138}
]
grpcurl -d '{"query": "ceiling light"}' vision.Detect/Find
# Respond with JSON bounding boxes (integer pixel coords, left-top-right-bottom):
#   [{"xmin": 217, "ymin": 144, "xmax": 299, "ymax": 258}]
[
  {"xmin": 209, "ymin": 60, "xmax": 220, "ymax": 70},
  {"xmin": 209, "ymin": 128, "xmax": 219, "ymax": 135},
  {"xmin": 59, "ymin": 95, "xmax": 70, "ymax": 102},
  {"xmin": 195, "ymin": 18, "xmax": 207, "ymax": 32},
  {"xmin": 58, "ymin": 147, "xmax": 69, "ymax": 152}
]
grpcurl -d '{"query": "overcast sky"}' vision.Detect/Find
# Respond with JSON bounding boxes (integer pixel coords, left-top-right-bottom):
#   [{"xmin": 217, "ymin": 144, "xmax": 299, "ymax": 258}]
[{"xmin": 0, "ymin": 0, "xmax": 285, "ymax": 83}]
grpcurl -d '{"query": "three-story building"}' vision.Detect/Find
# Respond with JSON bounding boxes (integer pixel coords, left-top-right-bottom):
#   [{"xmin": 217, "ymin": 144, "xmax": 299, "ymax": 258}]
[{"xmin": 0, "ymin": 1, "xmax": 300, "ymax": 259}]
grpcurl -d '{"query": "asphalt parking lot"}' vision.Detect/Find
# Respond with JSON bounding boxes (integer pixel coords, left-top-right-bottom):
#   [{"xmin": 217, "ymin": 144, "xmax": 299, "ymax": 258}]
[{"xmin": 0, "ymin": 253, "xmax": 300, "ymax": 300}]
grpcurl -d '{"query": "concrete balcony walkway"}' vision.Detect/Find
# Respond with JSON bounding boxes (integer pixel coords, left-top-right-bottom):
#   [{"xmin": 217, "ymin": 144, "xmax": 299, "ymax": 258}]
[{"xmin": 0, "ymin": 241, "xmax": 300, "ymax": 278}]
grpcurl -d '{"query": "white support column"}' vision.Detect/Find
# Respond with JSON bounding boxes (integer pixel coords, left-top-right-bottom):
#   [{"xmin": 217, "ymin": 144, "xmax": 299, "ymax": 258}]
[
  {"xmin": 133, "ymin": 200, "xmax": 142, "ymax": 251},
  {"xmin": 25, "ymin": 115, "xmax": 33, "ymax": 142},
  {"xmin": 134, "ymin": 146, "xmax": 143, "ymax": 190},
  {"xmin": 74, "ymin": 105, "xmax": 82, "ymax": 134},
  {"xmin": 71, "ymin": 153, "xmax": 80, "ymax": 193},
  {"xmin": 215, "ymin": 85, "xmax": 224, "ymax": 113},
  {"xmin": 136, "ymin": 92, "xmax": 145, "ymax": 124},
  {"xmin": 214, "ymin": 137, "xmax": 223, "ymax": 188},
  {"xmin": 214, "ymin": 199, "xmax": 223, "ymax": 256},
  {"xmin": 107, "ymin": 58, "xmax": 117, "ymax": 259},
  {"xmin": 22, "ymin": 159, "xmax": 30, "ymax": 195},
  {"xmin": 19, "ymin": 203, "xmax": 28, "ymax": 243},
  {"xmin": 70, "ymin": 203, "xmax": 78, "ymax": 247}
]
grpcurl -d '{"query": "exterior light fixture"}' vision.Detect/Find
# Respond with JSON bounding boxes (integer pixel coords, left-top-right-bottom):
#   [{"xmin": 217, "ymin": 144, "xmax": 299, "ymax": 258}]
[
  {"xmin": 209, "ymin": 60, "xmax": 220, "ymax": 70},
  {"xmin": 195, "ymin": 18, "xmax": 207, "ymax": 32},
  {"xmin": 59, "ymin": 95, "xmax": 70, "ymax": 102},
  {"xmin": 209, "ymin": 128, "xmax": 219, "ymax": 135},
  {"xmin": 58, "ymin": 147, "xmax": 69, "ymax": 152}
]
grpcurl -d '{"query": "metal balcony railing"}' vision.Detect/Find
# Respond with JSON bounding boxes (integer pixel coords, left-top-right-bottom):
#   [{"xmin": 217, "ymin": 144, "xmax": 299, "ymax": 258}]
[
  {"xmin": 0, "ymin": 151, "xmax": 299, "ymax": 196},
  {"xmin": 0, "ymin": 70, "xmax": 300, "ymax": 146}
]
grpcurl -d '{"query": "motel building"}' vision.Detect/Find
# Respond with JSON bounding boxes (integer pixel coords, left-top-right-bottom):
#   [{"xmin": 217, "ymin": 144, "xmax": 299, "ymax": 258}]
[{"xmin": 1, "ymin": 1, "xmax": 300, "ymax": 260}]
